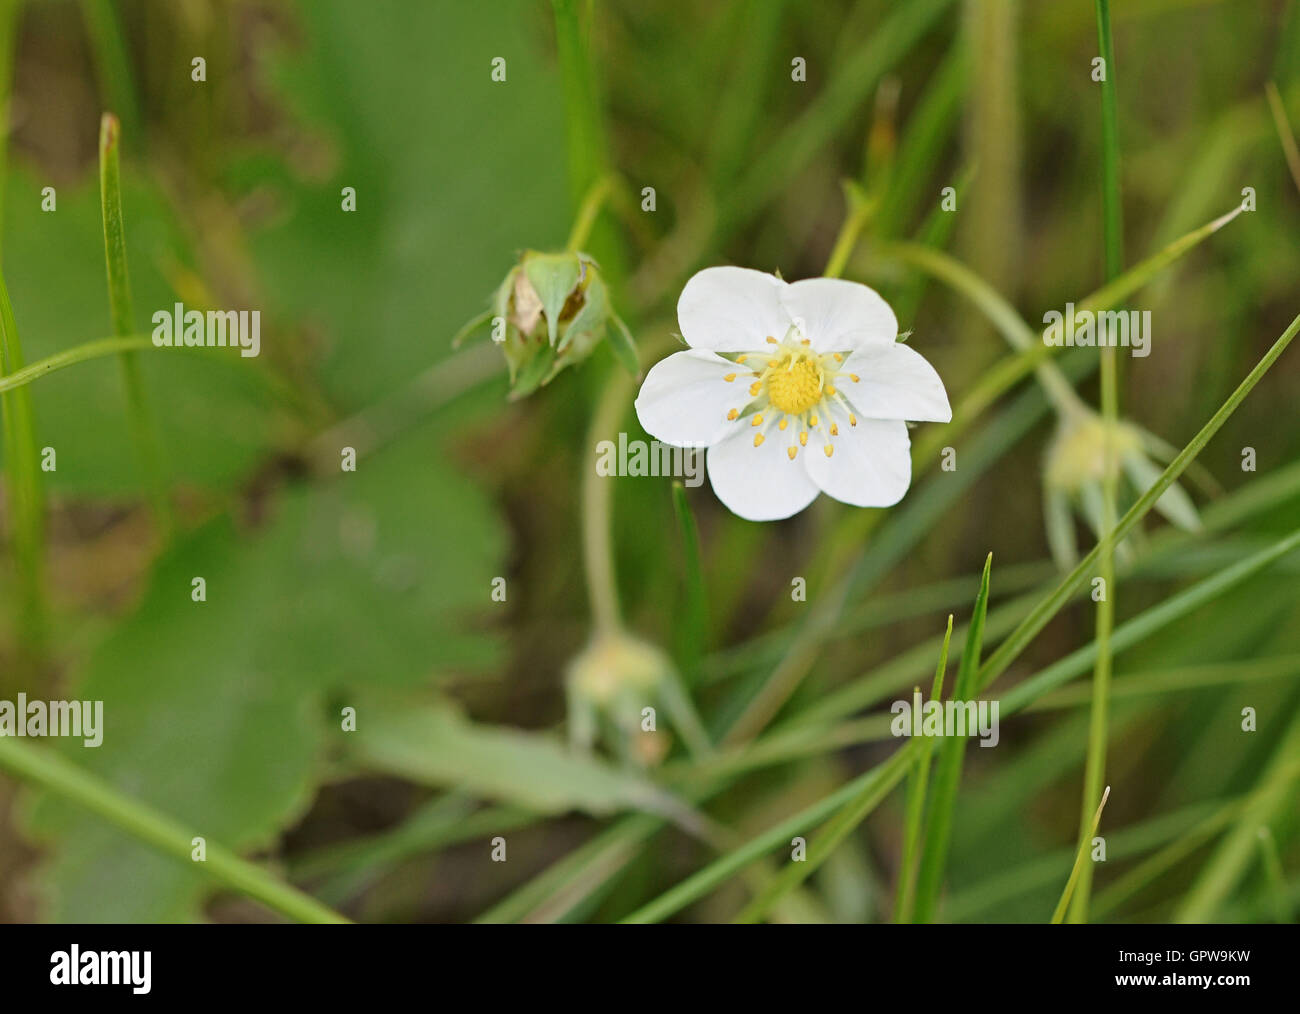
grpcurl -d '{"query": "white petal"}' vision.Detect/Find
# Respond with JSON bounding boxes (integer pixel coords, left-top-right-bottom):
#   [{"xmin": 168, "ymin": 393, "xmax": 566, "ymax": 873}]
[
  {"xmin": 780, "ymin": 277, "xmax": 898, "ymax": 353},
  {"xmin": 804, "ymin": 405, "xmax": 912, "ymax": 508},
  {"xmin": 706, "ymin": 423, "xmax": 820, "ymax": 521},
  {"xmin": 677, "ymin": 266, "xmax": 791, "ymax": 353},
  {"xmin": 840, "ymin": 342, "xmax": 952, "ymax": 423},
  {"xmin": 634, "ymin": 349, "xmax": 740, "ymax": 447}
]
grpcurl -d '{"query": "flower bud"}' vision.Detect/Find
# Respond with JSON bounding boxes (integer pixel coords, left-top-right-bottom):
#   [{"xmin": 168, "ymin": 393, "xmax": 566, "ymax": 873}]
[
  {"xmin": 1043, "ymin": 409, "xmax": 1200, "ymax": 568},
  {"xmin": 460, "ymin": 250, "xmax": 638, "ymax": 399},
  {"xmin": 564, "ymin": 630, "xmax": 671, "ymax": 761}
]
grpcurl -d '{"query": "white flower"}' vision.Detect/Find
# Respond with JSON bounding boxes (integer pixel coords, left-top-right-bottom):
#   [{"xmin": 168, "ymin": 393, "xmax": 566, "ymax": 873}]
[{"xmin": 634, "ymin": 267, "xmax": 951, "ymax": 521}]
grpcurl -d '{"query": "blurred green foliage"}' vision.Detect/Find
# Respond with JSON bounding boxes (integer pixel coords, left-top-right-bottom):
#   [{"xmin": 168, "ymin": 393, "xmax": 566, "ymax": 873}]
[{"xmin": 0, "ymin": 0, "xmax": 1297, "ymax": 925}]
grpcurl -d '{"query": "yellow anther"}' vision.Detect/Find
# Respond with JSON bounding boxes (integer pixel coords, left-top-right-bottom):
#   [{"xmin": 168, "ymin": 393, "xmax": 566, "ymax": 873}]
[
  {"xmin": 850, "ymin": 374, "xmax": 860, "ymax": 382},
  {"xmin": 833, "ymin": 353, "xmax": 843, "ymax": 362},
  {"xmin": 830, "ymin": 423, "xmax": 839, "ymax": 436},
  {"xmin": 754, "ymin": 433, "xmax": 765, "ymax": 447},
  {"xmin": 799, "ymin": 432, "xmax": 808, "ymax": 447},
  {"xmin": 749, "ymin": 381, "xmax": 762, "ymax": 396},
  {"xmin": 824, "ymin": 444, "xmax": 834, "ymax": 458},
  {"xmin": 723, "ymin": 373, "xmax": 736, "ymax": 382},
  {"xmin": 810, "ymin": 414, "xmax": 819, "ymax": 427},
  {"xmin": 825, "ymin": 385, "xmax": 836, "ymax": 397},
  {"xmin": 766, "ymin": 357, "xmax": 824, "ymax": 415},
  {"xmin": 766, "ymin": 336, "xmax": 778, "ymax": 345},
  {"xmin": 778, "ymin": 417, "xmax": 788, "ymax": 431},
  {"xmin": 850, "ymin": 413, "xmax": 858, "ymax": 426},
  {"xmin": 727, "ymin": 408, "xmax": 739, "ymax": 421},
  {"xmin": 751, "ymin": 414, "xmax": 764, "ymax": 427},
  {"xmin": 787, "ymin": 446, "xmax": 798, "ymax": 460},
  {"xmin": 736, "ymin": 355, "xmax": 748, "ymax": 363}
]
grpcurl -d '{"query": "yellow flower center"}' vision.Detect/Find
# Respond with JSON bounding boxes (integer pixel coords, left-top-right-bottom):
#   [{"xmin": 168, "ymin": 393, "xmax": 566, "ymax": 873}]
[
  {"xmin": 765, "ymin": 355, "xmax": 823, "ymax": 415},
  {"xmin": 718, "ymin": 328, "xmax": 863, "ymax": 460}
]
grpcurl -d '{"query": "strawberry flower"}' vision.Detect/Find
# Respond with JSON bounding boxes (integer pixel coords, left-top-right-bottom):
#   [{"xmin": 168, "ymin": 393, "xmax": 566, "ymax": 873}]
[{"xmin": 634, "ymin": 267, "xmax": 951, "ymax": 521}]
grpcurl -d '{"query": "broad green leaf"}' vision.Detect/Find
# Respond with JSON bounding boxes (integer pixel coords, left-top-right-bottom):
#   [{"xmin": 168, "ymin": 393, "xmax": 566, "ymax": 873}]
[
  {"xmin": 350, "ymin": 698, "xmax": 690, "ymax": 821},
  {"xmin": 27, "ymin": 424, "xmax": 506, "ymax": 920},
  {"xmin": 250, "ymin": 0, "xmax": 569, "ymax": 409}
]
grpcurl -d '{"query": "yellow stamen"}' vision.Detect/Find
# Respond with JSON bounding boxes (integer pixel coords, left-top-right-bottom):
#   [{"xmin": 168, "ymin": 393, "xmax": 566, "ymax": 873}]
[
  {"xmin": 754, "ymin": 433, "xmax": 765, "ymax": 447},
  {"xmin": 824, "ymin": 444, "xmax": 834, "ymax": 458},
  {"xmin": 751, "ymin": 414, "xmax": 764, "ymax": 427},
  {"xmin": 810, "ymin": 414, "xmax": 819, "ymax": 427},
  {"xmin": 825, "ymin": 385, "xmax": 836, "ymax": 397},
  {"xmin": 787, "ymin": 446, "xmax": 797, "ymax": 460},
  {"xmin": 727, "ymin": 408, "xmax": 739, "ymax": 421},
  {"xmin": 749, "ymin": 381, "xmax": 762, "ymax": 396},
  {"xmin": 766, "ymin": 356, "xmax": 824, "ymax": 415},
  {"xmin": 723, "ymin": 373, "xmax": 736, "ymax": 382},
  {"xmin": 850, "ymin": 413, "xmax": 858, "ymax": 427},
  {"xmin": 799, "ymin": 432, "xmax": 808, "ymax": 447},
  {"xmin": 850, "ymin": 374, "xmax": 860, "ymax": 382},
  {"xmin": 830, "ymin": 423, "xmax": 839, "ymax": 436},
  {"xmin": 778, "ymin": 417, "xmax": 788, "ymax": 431},
  {"xmin": 832, "ymin": 353, "xmax": 843, "ymax": 362},
  {"xmin": 765, "ymin": 336, "xmax": 778, "ymax": 345}
]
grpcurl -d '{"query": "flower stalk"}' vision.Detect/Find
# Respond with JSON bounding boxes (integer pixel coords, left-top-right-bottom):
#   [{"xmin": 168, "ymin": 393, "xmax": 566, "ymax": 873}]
[{"xmin": 565, "ymin": 173, "xmax": 616, "ymax": 253}]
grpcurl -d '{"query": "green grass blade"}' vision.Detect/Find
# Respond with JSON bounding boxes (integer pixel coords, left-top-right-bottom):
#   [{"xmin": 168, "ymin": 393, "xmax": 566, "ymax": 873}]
[
  {"xmin": 1266, "ymin": 81, "xmax": 1300, "ymax": 195},
  {"xmin": 999, "ymin": 528, "xmax": 1300, "ymax": 717},
  {"xmin": 1095, "ymin": 0, "xmax": 1123, "ymax": 279},
  {"xmin": 976, "ymin": 309, "xmax": 1300, "ymax": 699},
  {"xmin": 1075, "ymin": 204, "xmax": 1243, "ymax": 318},
  {"xmin": 1174, "ymin": 709, "xmax": 1300, "ymax": 922},
  {"xmin": 912, "ymin": 553, "xmax": 993, "ymax": 923},
  {"xmin": 80, "ymin": 0, "xmax": 143, "ymax": 144},
  {"xmin": 0, "ymin": 735, "xmax": 348, "ymax": 924},
  {"xmin": 1255, "ymin": 827, "xmax": 1290, "ymax": 924},
  {"xmin": 621, "ymin": 763, "xmax": 899, "ymax": 924},
  {"xmin": 874, "ymin": 45, "xmax": 968, "ymax": 240},
  {"xmin": 0, "ymin": 335, "xmax": 152, "ymax": 393},
  {"xmin": 100, "ymin": 112, "xmax": 172, "ymax": 536},
  {"xmin": 479, "ymin": 814, "xmax": 663, "ymax": 923},
  {"xmin": 0, "ymin": 270, "xmax": 47, "ymax": 664},
  {"xmin": 1094, "ymin": 759, "xmax": 1300, "ymax": 919},
  {"xmin": 730, "ymin": 748, "xmax": 913, "ymax": 923},
  {"xmin": 1072, "ymin": 0, "xmax": 1123, "ymax": 924},
  {"xmin": 623, "ymin": 527, "xmax": 1300, "ymax": 924},
  {"xmin": 721, "ymin": 0, "xmax": 954, "ymax": 235},
  {"xmin": 0, "ymin": 5, "xmax": 47, "ymax": 665},
  {"xmin": 893, "ymin": 614, "xmax": 953, "ymax": 922},
  {"xmin": 1052, "ymin": 785, "xmax": 1111, "ymax": 923}
]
